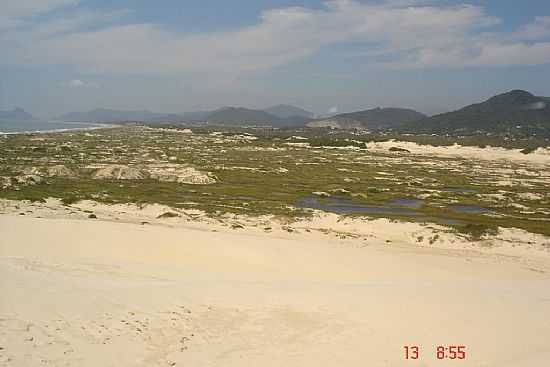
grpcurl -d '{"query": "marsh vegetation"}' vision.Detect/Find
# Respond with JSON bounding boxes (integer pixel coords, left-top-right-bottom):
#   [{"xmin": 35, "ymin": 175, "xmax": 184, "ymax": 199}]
[{"xmin": 1, "ymin": 126, "xmax": 549, "ymax": 239}]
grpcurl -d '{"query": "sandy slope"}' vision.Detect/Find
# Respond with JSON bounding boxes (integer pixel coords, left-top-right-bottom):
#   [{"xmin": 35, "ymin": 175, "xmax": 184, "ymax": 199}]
[
  {"xmin": 367, "ymin": 140, "xmax": 550, "ymax": 165},
  {"xmin": 1, "ymin": 215, "xmax": 550, "ymax": 367}
]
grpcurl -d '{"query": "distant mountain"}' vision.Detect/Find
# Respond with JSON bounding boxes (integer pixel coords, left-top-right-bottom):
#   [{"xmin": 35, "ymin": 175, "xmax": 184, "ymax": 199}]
[
  {"xmin": 308, "ymin": 107, "xmax": 426, "ymax": 130},
  {"xmin": 206, "ymin": 107, "xmax": 313, "ymax": 127},
  {"xmin": 401, "ymin": 90, "xmax": 550, "ymax": 134},
  {"xmin": 206, "ymin": 107, "xmax": 279, "ymax": 126},
  {"xmin": 146, "ymin": 113, "xmax": 187, "ymax": 123},
  {"xmin": 0, "ymin": 108, "xmax": 36, "ymax": 121},
  {"xmin": 55, "ymin": 106, "xmax": 312, "ymax": 127},
  {"xmin": 263, "ymin": 105, "xmax": 314, "ymax": 119},
  {"xmin": 56, "ymin": 108, "xmax": 184, "ymax": 123},
  {"xmin": 178, "ymin": 110, "xmax": 213, "ymax": 121}
]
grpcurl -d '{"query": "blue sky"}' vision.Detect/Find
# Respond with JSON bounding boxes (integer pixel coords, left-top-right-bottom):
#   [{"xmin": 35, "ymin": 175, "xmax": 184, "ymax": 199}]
[{"xmin": 1, "ymin": 0, "xmax": 550, "ymax": 118}]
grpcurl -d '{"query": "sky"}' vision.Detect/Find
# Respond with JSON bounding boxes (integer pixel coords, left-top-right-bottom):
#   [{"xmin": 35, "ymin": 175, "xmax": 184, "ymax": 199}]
[{"xmin": 1, "ymin": 0, "xmax": 550, "ymax": 118}]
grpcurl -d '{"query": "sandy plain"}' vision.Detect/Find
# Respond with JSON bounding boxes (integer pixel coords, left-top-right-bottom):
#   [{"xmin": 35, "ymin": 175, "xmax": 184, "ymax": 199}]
[{"xmin": 1, "ymin": 200, "xmax": 550, "ymax": 367}]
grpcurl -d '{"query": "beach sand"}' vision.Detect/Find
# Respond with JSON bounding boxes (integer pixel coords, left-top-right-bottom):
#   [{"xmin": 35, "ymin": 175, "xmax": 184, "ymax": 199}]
[{"xmin": 1, "ymin": 212, "xmax": 550, "ymax": 367}]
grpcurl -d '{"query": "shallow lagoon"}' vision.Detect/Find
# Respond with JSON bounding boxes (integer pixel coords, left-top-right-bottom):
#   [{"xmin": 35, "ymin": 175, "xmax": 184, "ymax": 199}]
[
  {"xmin": 296, "ymin": 196, "xmax": 487, "ymax": 226},
  {"xmin": 296, "ymin": 197, "xmax": 425, "ymax": 216}
]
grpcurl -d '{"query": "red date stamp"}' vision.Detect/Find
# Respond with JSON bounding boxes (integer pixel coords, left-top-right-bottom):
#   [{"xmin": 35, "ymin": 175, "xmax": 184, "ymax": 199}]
[{"xmin": 404, "ymin": 345, "xmax": 467, "ymax": 360}]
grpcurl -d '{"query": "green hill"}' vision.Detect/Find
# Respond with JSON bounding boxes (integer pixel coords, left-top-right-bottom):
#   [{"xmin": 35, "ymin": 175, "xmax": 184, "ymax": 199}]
[{"xmin": 402, "ymin": 90, "xmax": 550, "ymax": 135}]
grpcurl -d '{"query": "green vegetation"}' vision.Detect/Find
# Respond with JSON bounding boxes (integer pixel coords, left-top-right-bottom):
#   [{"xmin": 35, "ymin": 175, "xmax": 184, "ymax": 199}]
[
  {"xmin": 186, "ymin": 125, "xmax": 550, "ymax": 150},
  {"xmin": 520, "ymin": 147, "xmax": 538, "ymax": 154},
  {"xmin": 307, "ymin": 137, "xmax": 367, "ymax": 149},
  {"xmin": 1, "ymin": 126, "xmax": 549, "ymax": 239}
]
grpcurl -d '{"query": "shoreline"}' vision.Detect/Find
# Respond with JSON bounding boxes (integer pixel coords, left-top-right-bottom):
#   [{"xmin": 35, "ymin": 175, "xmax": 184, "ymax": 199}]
[{"xmin": 0, "ymin": 121, "xmax": 119, "ymax": 135}]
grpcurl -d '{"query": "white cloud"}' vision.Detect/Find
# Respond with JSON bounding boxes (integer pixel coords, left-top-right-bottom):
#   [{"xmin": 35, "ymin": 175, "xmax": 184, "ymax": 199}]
[
  {"xmin": 69, "ymin": 79, "xmax": 84, "ymax": 87},
  {"xmin": 0, "ymin": 0, "xmax": 78, "ymax": 18},
  {"xmin": 328, "ymin": 106, "xmax": 338, "ymax": 114},
  {"xmin": 514, "ymin": 16, "xmax": 550, "ymax": 41},
  {"xmin": 0, "ymin": 0, "xmax": 79, "ymax": 29},
  {"xmin": 1, "ymin": 0, "xmax": 550, "ymax": 74},
  {"xmin": 62, "ymin": 79, "xmax": 98, "ymax": 88}
]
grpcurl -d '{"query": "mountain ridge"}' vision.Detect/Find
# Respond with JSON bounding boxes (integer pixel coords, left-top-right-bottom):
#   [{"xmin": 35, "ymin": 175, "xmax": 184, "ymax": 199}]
[
  {"xmin": 263, "ymin": 104, "xmax": 314, "ymax": 119},
  {"xmin": 50, "ymin": 90, "xmax": 550, "ymax": 134},
  {"xmin": 56, "ymin": 105, "xmax": 313, "ymax": 127},
  {"xmin": 205, "ymin": 107, "xmax": 309, "ymax": 127},
  {"xmin": 0, "ymin": 108, "xmax": 37, "ymax": 121},
  {"xmin": 400, "ymin": 90, "xmax": 550, "ymax": 134}
]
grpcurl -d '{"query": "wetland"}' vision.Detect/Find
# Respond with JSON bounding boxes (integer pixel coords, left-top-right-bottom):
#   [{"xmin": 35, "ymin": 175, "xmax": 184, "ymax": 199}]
[{"xmin": 1, "ymin": 126, "xmax": 549, "ymax": 239}]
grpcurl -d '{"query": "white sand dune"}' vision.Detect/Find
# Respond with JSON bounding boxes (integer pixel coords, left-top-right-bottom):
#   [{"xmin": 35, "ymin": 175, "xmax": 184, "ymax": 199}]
[
  {"xmin": 1, "ymin": 215, "xmax": 550, "ymax": 366},
  {"xmin": 368, "ymin": 140, "xmax": 550, "ymax": 165}
]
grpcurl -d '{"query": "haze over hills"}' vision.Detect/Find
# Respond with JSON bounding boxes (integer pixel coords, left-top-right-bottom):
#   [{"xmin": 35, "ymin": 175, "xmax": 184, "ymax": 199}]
[
  {"xmin": 45, "ymin": 90, "xmax": 550, "ymax": 135},
  {"xmin": 205, "ymin": 107, "xmax": 311, "ymax": 127},
  {"xmin": 263, "ymin": 105, "xmax": 315, "ymax": 119},
  {"xmin": 0, "ymin": 108, "xmax": 37, "ymax": 121},
  {"xmin": 308, "ymin": 107, "xmax": 427, "ymax": 130},
  {"xmin": 206, "ymin": 107, "xmax": 277, "ymax": 126},
  {"xmin": 55, "ymin": 108, "xmax": 183, "ymax": 123},
  {"xmin": 401, "ymin": 90, "xmax": 550, "ymax": 134},
  {"xmin": 178, "ymin": 110, "xmax": 213, "ymax": 121},
  {"xmin": 56, "ymin": 105, "xmax": 314, "ymax": 127}
]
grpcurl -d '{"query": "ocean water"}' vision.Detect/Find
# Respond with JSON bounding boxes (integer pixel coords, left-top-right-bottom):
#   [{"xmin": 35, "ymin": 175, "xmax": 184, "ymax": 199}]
[{"xmin": 0, "ymin": 120, "xmax": 110, "ymax": 134}]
